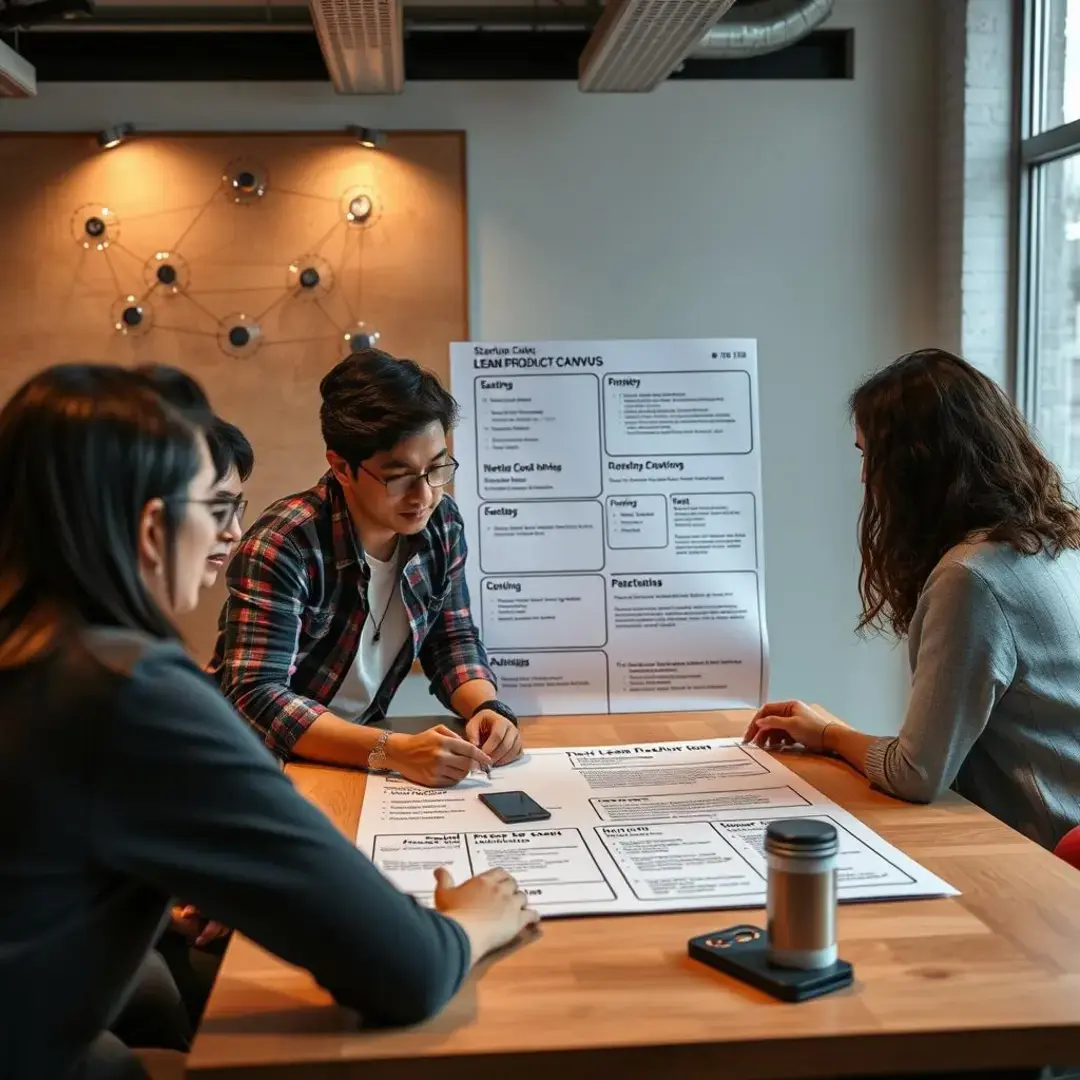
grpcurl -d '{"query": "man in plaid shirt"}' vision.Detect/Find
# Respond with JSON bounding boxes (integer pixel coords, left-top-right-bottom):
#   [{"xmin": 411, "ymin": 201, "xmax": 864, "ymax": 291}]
[{"xmin": 208, "ymin": 349, "xmax": 521, "ymax": 787}]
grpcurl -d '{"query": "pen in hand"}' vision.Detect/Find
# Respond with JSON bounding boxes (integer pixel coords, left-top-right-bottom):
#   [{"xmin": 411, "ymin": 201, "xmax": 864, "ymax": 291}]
[
  {"xmin": 473, "ymin": 727, "xmax": 492, "ymax": 777},
  {"xmin": 434, "ymin": 724, "xmax": 492, "ymax": 777},
  {"xmin": 476, "ymin": 717, "xmax": 493, "ymax": 777}
]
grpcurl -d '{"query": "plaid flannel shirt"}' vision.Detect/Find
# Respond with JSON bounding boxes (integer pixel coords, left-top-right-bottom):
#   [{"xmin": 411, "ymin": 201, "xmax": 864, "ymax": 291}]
[{"xmin": 207, "ymin": 473, "xmax": 495, "ymax": 758}]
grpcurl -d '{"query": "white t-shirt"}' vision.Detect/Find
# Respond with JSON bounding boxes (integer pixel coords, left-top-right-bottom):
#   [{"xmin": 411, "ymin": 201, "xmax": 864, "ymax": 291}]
[{"xmin": 328, "ymin": 542, "xmax": 412, "ymax": 719}]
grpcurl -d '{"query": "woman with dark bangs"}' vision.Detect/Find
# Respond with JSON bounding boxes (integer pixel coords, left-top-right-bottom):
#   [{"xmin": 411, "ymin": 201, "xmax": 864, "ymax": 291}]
[
  {"xmin": 746, "ymin": 349, "xmax": 1080, "ymax": 851},
  {"xmin": 0, "ymin": 365, "xmax": 537, "ymax": 1080}
]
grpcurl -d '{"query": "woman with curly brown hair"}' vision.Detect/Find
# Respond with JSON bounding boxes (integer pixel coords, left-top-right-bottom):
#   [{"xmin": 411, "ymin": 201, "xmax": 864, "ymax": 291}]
[{"xmin": 745, "ymin": 348, "xmax": 1080, "ymax": 850}]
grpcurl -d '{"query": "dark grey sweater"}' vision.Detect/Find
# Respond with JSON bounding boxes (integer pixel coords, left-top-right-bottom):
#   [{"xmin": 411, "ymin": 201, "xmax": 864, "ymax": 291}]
[
  {"xmin": 0, "ymin": 628, "xmax": 470, "ymax": 1080},
  {"xmin": 865, "ymin": 540, "xmax": 1080, "ymax": 849}
]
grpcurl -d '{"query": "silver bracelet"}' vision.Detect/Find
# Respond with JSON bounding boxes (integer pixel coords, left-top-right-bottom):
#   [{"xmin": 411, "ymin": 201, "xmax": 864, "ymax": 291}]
[{"xmin": 367, "ymin": 729, "xmax": 393, "ymax": 773}]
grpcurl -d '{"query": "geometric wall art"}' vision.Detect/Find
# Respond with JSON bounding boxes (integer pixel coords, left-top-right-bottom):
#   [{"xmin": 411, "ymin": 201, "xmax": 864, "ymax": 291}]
[
  {"xmin": 78, "ymin": 157, "xmax": 389, "ymax": 359},
  {"xmin": 0, "ymin": 131, "xmax": 467, "ymax": 657}
]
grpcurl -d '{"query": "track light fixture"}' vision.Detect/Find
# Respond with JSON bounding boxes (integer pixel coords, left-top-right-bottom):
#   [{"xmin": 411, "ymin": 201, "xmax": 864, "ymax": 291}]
[
  {"xmin": 97, "ymin": 123, "xmax": 134, "ymax": 150},
  {"xmin": 346, "ymin": 125, "xmax": 387, "ymax": 150}
]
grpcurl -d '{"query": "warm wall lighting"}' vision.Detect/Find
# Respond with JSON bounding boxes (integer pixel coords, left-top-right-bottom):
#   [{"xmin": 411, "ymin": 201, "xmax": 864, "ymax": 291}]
[
  {"xmin": 97, "ymin": 123, "xmax": 135, "ymax": 150},
  {"xmin": 346, "ymin": 125, "xmax": 387, "ymax": 150}
]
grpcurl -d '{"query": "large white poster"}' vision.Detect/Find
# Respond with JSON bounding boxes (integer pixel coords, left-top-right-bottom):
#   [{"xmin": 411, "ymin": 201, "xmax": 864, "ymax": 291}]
[
  {"xmin": 449, "ymin": 339, "xmax": 768, "ymax": 715},
  {"xmin": 356, "ymin": 739, "xmax": 957, "ymax": 918}
]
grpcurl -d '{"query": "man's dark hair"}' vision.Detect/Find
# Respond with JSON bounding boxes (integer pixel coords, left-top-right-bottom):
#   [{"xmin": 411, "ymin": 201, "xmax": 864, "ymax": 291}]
[
  {"xmin": 319, "ymin": 348, "xmax": 458, "ymax": 470},
  {"xmin": 135, "ymin": 363, "xmax": 254, "ymax": 482},
  {"xmin": 207, "ymin": 417, "xmax": 254, "ymax": 483}
]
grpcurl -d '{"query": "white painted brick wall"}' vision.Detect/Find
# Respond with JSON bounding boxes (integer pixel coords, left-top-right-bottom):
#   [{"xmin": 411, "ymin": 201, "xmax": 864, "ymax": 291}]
[
  {"xmin": 938, "ymin": 0, "xmax": 966, "ymax": 358},
  {"xmin": 938, "ymin": 0, "xmax": 1014, "ymax": 388}
]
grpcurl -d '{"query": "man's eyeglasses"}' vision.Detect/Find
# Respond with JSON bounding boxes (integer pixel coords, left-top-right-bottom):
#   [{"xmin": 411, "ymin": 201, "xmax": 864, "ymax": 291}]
[
  {"xmin": 360, "ymin": 457, "xmax": 459, "ymax": 499},
  {"xmin": 178, "ymin": 496, "xmax": 249, "ymax": 530}
]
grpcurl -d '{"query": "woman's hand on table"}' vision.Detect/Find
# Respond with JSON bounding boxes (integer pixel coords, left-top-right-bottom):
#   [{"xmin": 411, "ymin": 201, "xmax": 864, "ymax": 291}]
[
  {"xmin": 433, "ymin": 867, "xmax": 539, "ymax": 962},
  {"xmin": 743, "ymin": 700, "xmax": 850, "ymax": 754}
]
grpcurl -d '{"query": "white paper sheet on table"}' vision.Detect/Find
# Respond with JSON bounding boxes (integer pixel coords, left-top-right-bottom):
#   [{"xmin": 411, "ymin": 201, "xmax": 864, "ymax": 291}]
[{"xmin": 356, "ymin": 738, "xmax": 958, "ymax": 917}]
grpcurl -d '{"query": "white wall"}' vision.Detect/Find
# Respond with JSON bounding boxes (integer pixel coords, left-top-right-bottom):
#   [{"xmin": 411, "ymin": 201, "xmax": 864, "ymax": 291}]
[{"xmin": 0, "ymin": 0, "xmax": 938, "ymax": 731}]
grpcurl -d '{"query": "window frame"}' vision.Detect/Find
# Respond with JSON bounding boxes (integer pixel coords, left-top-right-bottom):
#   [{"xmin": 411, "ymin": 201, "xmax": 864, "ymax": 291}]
[{"xmin": 1016, "ymin": 0, "xmax": 1080, "ymax": 425}]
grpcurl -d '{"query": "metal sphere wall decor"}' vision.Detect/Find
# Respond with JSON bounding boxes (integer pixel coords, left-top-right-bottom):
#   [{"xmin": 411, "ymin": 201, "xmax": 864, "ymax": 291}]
[
  {"xmin": 71, "ymin": 204, "xmax": 120, "ymax": 251},
  {"xmin": 218, "ymin": 313, "xmax": 263, "ymax": 358},
  {"xmin": 143, "ymin": 251, "xmax": 191, "ymax": 296},
  {"xmin": 286, "ymin": 254, "xmax": 335, "ymax": 302},
  {"xmin": 77, "ymin": 144, "xmax": 386, "ymax": 359},
  {"xmin": 343, "ymin": 323, "xmax": 381, "ymax": 355},
  {"xmin": 222, "ymin": 160, "xmax": 270, "ymax": 205},
  {"xmin": 340, "ymin": 186, "xmax": 381, "ymax": 229},
  {"xmin": 111, "ymin": 294, "xmax": 154, "ymax": 337}
]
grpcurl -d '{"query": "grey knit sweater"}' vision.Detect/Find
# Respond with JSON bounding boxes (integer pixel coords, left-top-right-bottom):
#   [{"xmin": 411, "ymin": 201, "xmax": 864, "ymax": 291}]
[{"xmin": 865, "ymin": 539, "xmax": 1080, "ymax": 850}]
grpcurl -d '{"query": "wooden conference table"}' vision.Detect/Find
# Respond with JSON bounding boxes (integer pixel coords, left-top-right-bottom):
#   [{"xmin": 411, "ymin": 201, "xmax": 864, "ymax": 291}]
[{"xmin": 188, "ymin": 711, "xmax": 1080, "ymax": 1079}]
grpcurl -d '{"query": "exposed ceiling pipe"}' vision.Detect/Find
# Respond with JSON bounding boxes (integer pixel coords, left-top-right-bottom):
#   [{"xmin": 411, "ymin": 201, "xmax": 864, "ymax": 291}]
[
  {"xmin": 20, "ymin": 17, "xmax": 591, "ymax": 33},
  {"xmin": 690, "ymin": 0, "xmax": 833, "ymax": 59},
  {"xmin": 405, "ymin": 21, "xmax": 591, "ymax": 34},
  {"xmin": 11, "ymin": 0, "xmax": 835, "ymax": 64},
  {"xmin": 25, "ymin": 21, "xmax": 302, "ymax": 29}
]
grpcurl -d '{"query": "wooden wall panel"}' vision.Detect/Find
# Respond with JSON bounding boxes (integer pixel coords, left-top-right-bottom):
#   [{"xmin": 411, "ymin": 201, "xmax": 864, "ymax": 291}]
[{"xmin": 0, "ymin": 132, "xmax": 467, "ymax": 658}]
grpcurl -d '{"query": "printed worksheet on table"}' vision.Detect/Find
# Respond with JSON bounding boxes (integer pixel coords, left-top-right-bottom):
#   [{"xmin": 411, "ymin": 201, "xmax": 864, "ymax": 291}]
[{"xmin": 357, "ymin": 739, "xmax": 957, "ymax": 919}]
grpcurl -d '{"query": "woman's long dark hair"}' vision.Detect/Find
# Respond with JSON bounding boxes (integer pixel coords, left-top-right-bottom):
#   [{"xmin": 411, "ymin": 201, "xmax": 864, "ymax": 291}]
[
  {"xmin": 851, "ymin": 348, "xmax": 1080, "ymax": 637},
  {"xmin": 0, "ymin": 363, "xmax": 210, "ymax": 641},
  {"xmin": 136, "ymin": 363, "xmax": 255, "ymax": 482}
]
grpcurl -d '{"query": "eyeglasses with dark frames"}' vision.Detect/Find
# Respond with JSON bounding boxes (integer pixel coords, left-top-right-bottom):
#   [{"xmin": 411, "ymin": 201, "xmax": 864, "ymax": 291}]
[
  {"xmin": 359, "ymin": 457, "xmax": 459, "ymax": 499},
  {"xmin": 173, "ymin": 496, "xmax": 249, "ymax": 530}
]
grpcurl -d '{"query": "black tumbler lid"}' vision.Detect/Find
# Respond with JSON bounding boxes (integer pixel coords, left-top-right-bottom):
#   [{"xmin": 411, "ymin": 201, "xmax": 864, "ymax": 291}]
[{"xmin": 765, "ymin": 818, "xmax": 838, "ymax": 857}]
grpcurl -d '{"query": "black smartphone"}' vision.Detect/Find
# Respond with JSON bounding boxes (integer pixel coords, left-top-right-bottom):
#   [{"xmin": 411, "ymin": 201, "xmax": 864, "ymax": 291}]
[
  {"xmin": 688, "ymin": 925, "xmax": 854, "ymax": 1003},
  {"xmin": 478, "ymin": 790, "xmax": 551, "ymax": 824}
]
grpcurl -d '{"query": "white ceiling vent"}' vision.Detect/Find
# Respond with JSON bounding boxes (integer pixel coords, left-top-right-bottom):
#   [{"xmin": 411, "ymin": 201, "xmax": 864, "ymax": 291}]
[
  {"xmin": 579, "ymin": 0, "xmax": 737, "ymax": 93},
  {"xmin": 308, "ymin": 0, "xmax": 404, "ymax": 94},
  {"xmin": 0, "ymin": 39, "xmax": 35, "ymax": 97}
]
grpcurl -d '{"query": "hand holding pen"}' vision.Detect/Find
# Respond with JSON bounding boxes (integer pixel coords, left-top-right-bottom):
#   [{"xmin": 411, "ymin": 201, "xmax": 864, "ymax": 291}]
[
  {"xmin": 385, "ymin": 726, "xmax": 491, "ymax": 787},
  {"xmin": 436, "ymin": 724, "xmax": 492, "ymax": 777},
  {"xmin": 465, "ymin": 708, "xmax": 523, "ymax": 768}
]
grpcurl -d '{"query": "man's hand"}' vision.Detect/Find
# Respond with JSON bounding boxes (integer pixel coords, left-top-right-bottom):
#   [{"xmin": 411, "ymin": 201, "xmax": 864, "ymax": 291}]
[
  {"xmin": 466, "ymin": 709, "xmax": 522, "ymax": 767},
  {"xmin": 387, "ymin": 726, "xmax": 492, "ymax": 787}
]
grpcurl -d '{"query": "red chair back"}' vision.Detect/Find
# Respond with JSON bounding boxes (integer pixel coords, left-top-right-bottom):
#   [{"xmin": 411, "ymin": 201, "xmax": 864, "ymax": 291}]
[{"xmin": 1054, "ymin": 825, "xmax": 1080, "ymax": 870}]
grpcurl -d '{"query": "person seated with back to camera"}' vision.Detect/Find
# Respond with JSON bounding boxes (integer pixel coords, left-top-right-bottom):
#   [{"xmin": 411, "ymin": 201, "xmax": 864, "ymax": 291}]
[
  {"xmin": 208, "ymin": 347, "xmax": 522, "ymax": 787},
  {"xmin": 745, "ymin": 349, "xmax": 1080, "ymax": 852}
]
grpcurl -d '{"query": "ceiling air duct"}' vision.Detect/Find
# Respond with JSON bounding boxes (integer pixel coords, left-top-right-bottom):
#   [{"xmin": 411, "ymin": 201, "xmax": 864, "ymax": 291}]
[
  {"xmin": 308, "ymin": 0, "xmax": 404, "ymax": 94},
  {"xmin": 0, "ymin": 39, "xmax": 35, "ymax": 96},
  {"xmin": 579, "ymin": 0, "xmax": 737, "ymax": 93},
  {"xmin": 690, "ymin": 0, "xmax": 834, "ymax": 59}
]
